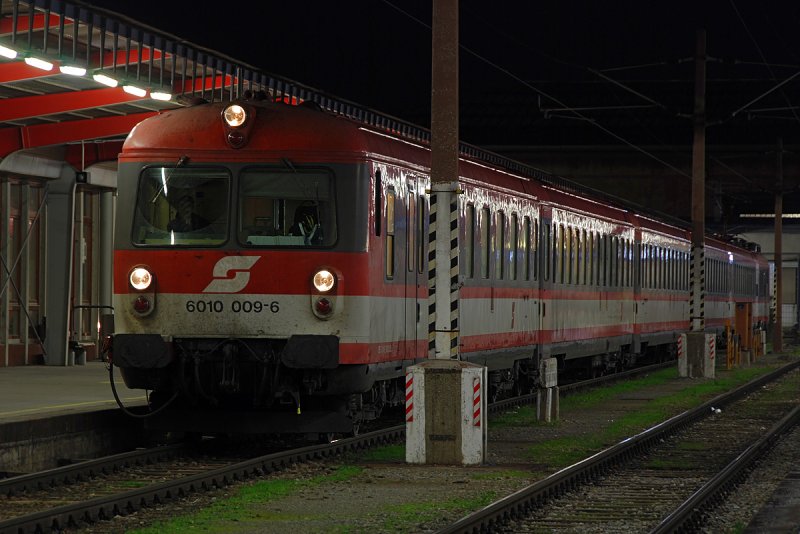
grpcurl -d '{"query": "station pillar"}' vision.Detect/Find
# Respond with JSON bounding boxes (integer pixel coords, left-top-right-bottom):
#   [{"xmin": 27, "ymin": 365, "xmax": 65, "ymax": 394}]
[
  {"xmin": 405, "ymin": 360, "xmax": 487, "ymax": 465},
  {"xmin": 679, "ymin": 332, "xmax": 715, "ymax": 378}
]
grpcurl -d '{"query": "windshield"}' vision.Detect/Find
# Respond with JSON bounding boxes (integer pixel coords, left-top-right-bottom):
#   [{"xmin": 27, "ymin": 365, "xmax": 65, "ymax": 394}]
[
  {"xmin": 239, "ymin": 169, "xmax": 336, "ymax": 247},
  {"xmin": 132, "ymin": 167, "xmax": 230, "ymax": 246}
]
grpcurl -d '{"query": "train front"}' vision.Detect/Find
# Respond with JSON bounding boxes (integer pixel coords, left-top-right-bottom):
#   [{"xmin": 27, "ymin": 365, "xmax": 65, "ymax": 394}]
[{"xmin": 109, "ymin": 97, "xmax": 373, "ymax": 436}]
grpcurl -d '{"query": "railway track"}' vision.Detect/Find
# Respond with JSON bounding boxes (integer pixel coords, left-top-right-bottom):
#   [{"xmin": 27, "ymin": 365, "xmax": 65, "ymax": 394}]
[
  {"xmin": 439, "ymin": 359, "xmax": 800, "ymax": 533},
  {"xmin": 0, "ymin": 429, "xmax": 403, "ymax": 534},
  {"xmin": 0, "ymin": 361, "xmax": 672, "ymax": 534}
]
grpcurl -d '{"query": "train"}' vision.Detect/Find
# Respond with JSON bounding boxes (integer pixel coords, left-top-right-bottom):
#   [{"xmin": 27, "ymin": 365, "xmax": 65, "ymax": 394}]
[{"xmin": 107, "ymin": 91, "xmax": 770, "ymax": 437}]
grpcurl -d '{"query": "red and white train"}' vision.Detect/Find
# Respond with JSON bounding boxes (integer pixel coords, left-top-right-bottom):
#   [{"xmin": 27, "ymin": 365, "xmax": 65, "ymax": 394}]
[{"xmin": 109, "ymin": 93, "xmax": 770, "ymax": 435}]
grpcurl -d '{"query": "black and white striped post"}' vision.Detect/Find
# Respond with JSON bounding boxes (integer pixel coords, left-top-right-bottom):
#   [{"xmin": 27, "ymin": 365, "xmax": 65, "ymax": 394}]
[
  {"xmin": 405, "ymin": 0, "xmax": 486, "ymax": 466},
  {"xmin": 683, "ymin": 29, "xmax": 715, "ymax": 378}
]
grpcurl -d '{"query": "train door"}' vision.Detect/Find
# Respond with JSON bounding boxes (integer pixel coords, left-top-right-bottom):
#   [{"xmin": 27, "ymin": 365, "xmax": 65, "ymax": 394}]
[{"xmin": 405, "ymin": 177, "xmax": 426, "ymax": 360}]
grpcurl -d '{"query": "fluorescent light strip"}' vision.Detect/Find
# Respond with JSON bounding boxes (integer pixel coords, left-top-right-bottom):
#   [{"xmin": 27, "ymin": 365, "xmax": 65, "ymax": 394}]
[
  {"xmin": 123, "ymin": 84, "xmax": 147, "ymax": 97},
  {"xmin": 150, "ymin": 91, "xmax": 172, "ymax": 101},
  {"xmin": 24, "ymin": 56, "xmax": 53, "ymax": 71},
  {"xmin": 93, "ymin": 73, "xmax": 118, "ymax": 87},
  {"xmin": 0, "ymin": 45, "xmax": 17, "ymax": 59},
  {"xmin": 59, "ymin": 65, "xmax": 86, "ymax": 76}
]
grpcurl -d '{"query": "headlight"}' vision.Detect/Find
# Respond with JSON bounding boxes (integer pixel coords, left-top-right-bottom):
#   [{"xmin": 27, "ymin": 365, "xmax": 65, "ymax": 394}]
[
  {"xmin": 313, "ymin": 270, "xmax": 335, "ymax": 292},
  {"xmin": 129, "ymin": 267, "xmax": 153, "ymax": 291},
  {"xmin": 223, "ymin": 104, "xmax": 246, "ymax": 127}
]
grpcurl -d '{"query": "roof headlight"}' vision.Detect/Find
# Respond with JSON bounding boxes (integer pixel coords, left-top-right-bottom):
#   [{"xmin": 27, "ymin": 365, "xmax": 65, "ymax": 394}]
[
  {"xmin": 313, "ymin": 270, "xmax": 335, "ymax": 293},
  {"xmin": 130, "ymin": 267, "xmax": 153, "ymax": 291},
  {"xmin": 223, "ymin": 104, "xmax": 247, "ymax": 127}
]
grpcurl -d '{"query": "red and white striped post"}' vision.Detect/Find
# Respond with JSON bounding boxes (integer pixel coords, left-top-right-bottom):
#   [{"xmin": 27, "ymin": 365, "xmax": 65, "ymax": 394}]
[{"xmin": 405, "ymin": 362, "xmax": 487, "ymax": 465}]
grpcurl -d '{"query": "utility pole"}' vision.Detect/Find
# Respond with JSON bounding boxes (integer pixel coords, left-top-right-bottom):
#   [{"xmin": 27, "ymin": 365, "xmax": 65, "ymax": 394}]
[
  {"xmin": 773, "ymin": 138, "xmax": 783, "ymax": 353},
  {"xmin": 429, "ymin": 0, "xmax": 460, "ymax": 361},
  {"xmin": 690, "ymin": 29, "xmax": 706, "ymax": 336},
  {"xmin": 682, "ymin": 29, "xmax": 714, "ymax": 378},
  {"xmin": 406, "ymin": 0, "xmax": 486, "ymax": 466}
]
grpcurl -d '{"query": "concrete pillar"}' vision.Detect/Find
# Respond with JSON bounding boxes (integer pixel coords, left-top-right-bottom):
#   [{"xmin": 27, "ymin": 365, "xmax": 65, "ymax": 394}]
[
  {"xmin": 43, "ymin": 168, "xmax": 78, "ymax": 365},
  {"xmin": 406, "ymin": 0, "xmax": 487, "ymax": 466},
  {"xmin": 681, "ymin": 332, "xmax": 716, "ymax": 378},
  {"xmin": 405, "ymin": 360, "xmax": 487, "ymax": 465}
]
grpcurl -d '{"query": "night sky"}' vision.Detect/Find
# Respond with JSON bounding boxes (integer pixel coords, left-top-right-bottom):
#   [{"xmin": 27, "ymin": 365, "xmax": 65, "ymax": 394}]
[{"xmin": 82, "ymin": 0, "xmax": 800, "ymax": 146}]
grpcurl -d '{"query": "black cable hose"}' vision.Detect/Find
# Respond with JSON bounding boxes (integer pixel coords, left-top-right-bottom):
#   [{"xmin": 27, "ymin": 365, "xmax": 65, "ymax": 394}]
[{"xmin": 108, "ymin": 363, "xmax": 179, "ymax": 419}]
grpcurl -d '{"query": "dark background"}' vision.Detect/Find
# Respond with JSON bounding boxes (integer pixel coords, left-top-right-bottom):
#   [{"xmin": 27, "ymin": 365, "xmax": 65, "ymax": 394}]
[
  {"xmin": 83, "ymin": 0, "xmax": 800, "ymax": 141},
  {"xmin": 82, "ymin": 0, "xmax": 800, "ymax": 224}
]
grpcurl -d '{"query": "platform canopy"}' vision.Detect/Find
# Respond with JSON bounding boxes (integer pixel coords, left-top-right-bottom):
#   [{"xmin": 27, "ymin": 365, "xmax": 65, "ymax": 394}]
[{"xmin": 0, "ymin": 0, "xmax": 437, "ymax": 171}]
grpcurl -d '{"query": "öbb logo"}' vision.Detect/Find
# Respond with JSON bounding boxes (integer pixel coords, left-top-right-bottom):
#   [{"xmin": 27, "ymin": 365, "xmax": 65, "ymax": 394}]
[{"xmin": 203, "ymin": 256, "xmax": 260, "ymax": 293}]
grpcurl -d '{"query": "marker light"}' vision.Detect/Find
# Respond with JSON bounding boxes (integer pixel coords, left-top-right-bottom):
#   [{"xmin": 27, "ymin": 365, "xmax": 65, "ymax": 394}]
[
  {"xmin": 129, "ymin": 267, "xmax": 153, "ymax": 290},
  {"xmin": 313, "ymin": 270, "xmax": 335, "ymax": 292},
  {"xmin": 133, "ymin": 296, "xmax": 152, "ymax": 314},
  {"xmin": 223, "ymin": 104, "xmax": 246, "ymax": 127},
  {"xmin": 314, "ymin": 297, "xmax": 333, "ymax": 316}
]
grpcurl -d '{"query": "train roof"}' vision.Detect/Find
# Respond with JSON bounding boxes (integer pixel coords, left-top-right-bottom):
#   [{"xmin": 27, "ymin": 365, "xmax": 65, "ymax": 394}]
[{"xmin": 122, "ymin": 97, "xmax": 764, "ymax": 258}]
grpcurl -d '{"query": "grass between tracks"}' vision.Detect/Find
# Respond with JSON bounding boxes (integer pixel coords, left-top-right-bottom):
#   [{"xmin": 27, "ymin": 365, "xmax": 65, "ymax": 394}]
[
  {"xmin": 507, "ymin": 364, "xmax": 782, "ymax": 467},
  {"xmin": 128, "ymin": 355, "xmax": 797, "ymax": 533}
]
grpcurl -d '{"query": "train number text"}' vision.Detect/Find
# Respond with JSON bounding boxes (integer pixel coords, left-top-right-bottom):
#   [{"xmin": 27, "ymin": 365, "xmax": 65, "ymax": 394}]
[{"xmin": 185, "ymin": 300, "xmax": 280, "ymax": 313}]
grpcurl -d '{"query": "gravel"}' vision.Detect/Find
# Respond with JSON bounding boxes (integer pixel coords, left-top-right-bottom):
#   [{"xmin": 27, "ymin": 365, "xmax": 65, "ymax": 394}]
[{"xmin": 79, "ymin": 353, "xmax": 797, "ymax": 534}]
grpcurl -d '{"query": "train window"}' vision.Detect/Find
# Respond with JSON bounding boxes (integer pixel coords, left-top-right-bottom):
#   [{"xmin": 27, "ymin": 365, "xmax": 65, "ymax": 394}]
[
  {"xmin": 553, "ymin": 224, "xmax": 560, "ymax": 283},
  {"xmin": 480, "ymin": 207, "xmax": 490, "ymax": 279},
  {"xmin": 374, "ymin": 170, "xmax": 382, "ymax": 237},
  {"xmin": 532, "ymin": 218, "xmax": 539, "ymax": 281},
  {"xmin": 522, "ymin": 216, "xmax": 530, "ymax": 281},
  {"xmin": 622, "ymin": 239, "xmax": 627, "ymax": 287},
  {"xmin": 557, "ymin": 224, "xmax": 565, "ymax": 284},
  {"xmin": 707, "ymin": 257, "xmax": 713, "ymax": 292},
  {"xmin": 496, "ymin": 211, "xmax": 505, "ymax": 280},
  {"xmin": 237, "ymin": 169, "xmax": 335, "ymax": 247},
  {"xmin": 581, "ymin": 229, "xmax": 588, "ymax": 285},
  {"xmin": 565, "ymin": 227, "xmax": 572, "ymax": 284},
  {"xmin": 407, "ymin": 190, "xmax": 415, "ymax": 272},
  {"xmin": 611, "ymin": 237, "xmax": 618, "ymax": 287},
  {"xmin": 543, "ymin": 221, "xmax": 550, "ymax": 281},
  {"xmin": 597, "ymin": 234, "xmax": 605, "ymax": 286},
  {"xmin": 654, "ymin": 246, "xmax": 659, "ymax": 288},
  {"xmin": 627, "ymin": 239, "xmax": 633, "ymax": 287},
  {"xmin": 510, "ymin": 213, "xmax": 518, "ymax": 281},
  {"xmin": 132, "ymin": 166, "xmax": 230, "ymax": 246},
  {"xmin": 417, "ymin": 194, "xmax": 425, "ymax": 274},
  {"xmin": 386, "ymin": 189, "xmax": 395, "ymax": 279},
  {"xmin": 622, "ymin": 239, "xmax": 629, "ymax": 287},
  {"xmin": 587, "ymin": 231, "xmax": 594, "ymax": 285},
  {"xmin": 465, "ymin": 204, "xmax": 475, "ymax": 278},
  {"xmin": 575, "ymin": 228, "xmax": 582, "ymax": 285},
  {"xmin": 571, "ymin": 227, "xmax": 578, "ymax": 284}
]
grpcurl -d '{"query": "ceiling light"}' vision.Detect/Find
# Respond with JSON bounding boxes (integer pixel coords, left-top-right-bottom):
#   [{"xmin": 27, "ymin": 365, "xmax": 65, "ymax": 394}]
[
  {"xmin": 59, "ymin": 64, "xmax": 86, "ymax": 76},
  {"xmin": 24, "ymin": 56, "xmax": 53, "ymax": 71},
  {"xmin": 123, "ymin": 84, "xmax": 147, "ymax": 97},
  {"xmin": 93, "ymin": 72, "xmax": 118, "ymax": 87},
  {"xmin": 0, "ymin": 45, "xmax": 17, "ymax": 59},
  {"xmin": 150, "ymin": 90, "xmax": 172, "ymax": 101}
]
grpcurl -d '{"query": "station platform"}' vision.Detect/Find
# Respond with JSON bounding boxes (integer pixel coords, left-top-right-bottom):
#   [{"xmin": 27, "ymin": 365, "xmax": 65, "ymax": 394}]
[{"xmin": 0, "ymin": 359, "xmax": 147, "ymax": 424}]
